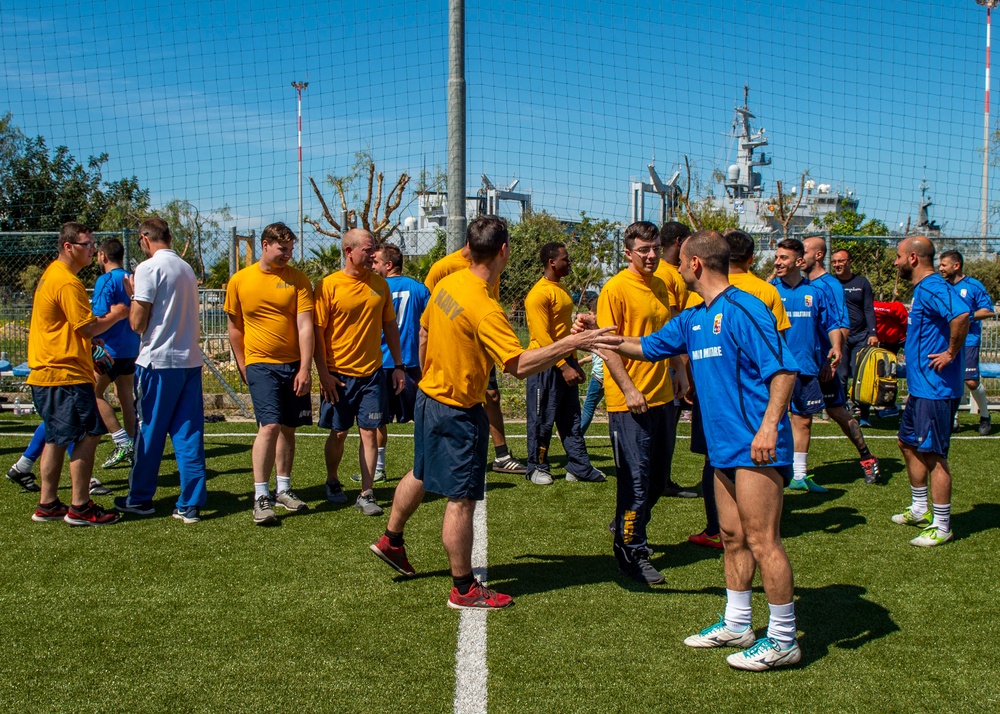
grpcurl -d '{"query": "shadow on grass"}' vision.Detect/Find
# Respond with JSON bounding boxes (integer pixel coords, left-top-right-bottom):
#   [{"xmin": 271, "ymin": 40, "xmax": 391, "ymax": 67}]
[
  {"xmin": 951, "ymin": 502, "xmax": 1000, "ymax": 542},
  {"xmin": 796, "ymin": 584, "xmax": 899, "ymax": 665},
  {"xmin": 812, "ymin": 456, "xmax": 904, "ymax": 487},
  {"xmin": 782, "ymin": 502, "xmax": 867, "ymax": 538}
]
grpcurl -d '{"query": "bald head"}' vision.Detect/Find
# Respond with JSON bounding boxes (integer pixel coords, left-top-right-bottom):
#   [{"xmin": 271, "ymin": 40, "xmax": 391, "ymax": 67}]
[
  {"xmin": 899, "ymin": 235, "xmax": 935, "ymax": 263},
  {"xmin": 895, "ymin": 234, "xmax": 936, "ymax": 283},
  {"xmin": 801, "ymin": 236, "xmax": 826, "ymax": 273},
  {"xmin": 343, "ymin": 228, "xmax": 375, "ymax": 251}
]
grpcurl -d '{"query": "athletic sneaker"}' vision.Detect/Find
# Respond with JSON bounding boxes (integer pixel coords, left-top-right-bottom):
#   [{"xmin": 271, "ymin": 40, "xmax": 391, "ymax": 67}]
[
  {"xmin": 172, "ymin": 506, "xmax": 201, "ymax": 524},
  {"xmin": 688, "ymin": 530, "xmax": 723, "ymax": 549},
  {"xmin": 618, "ymin": 558, "xmax": 665, "ymax": 585},
  {"xmin": 447, "ymin": 580, "xmax": 514, "ymax": 610},
  {"xmin": 788, "ymin": 476, "xmax": 828, "ymax": 493},
  {"xmin": 31, "ymin": 499, "xmax": 69, "ymax": 522},
  {"xmin": 910, "ymin": 526, "xmax": 953, "ymax": 547},
  {"xmin": 64, "ymin": 500, "xmax": 121, "ymax": 526},
  {"xmin": 726, "ymin": 637, "xmax": 802, "ymax": 671},
  {"xmin": 355, "ymin": 492, "xmax": 384, "ymax": 517},
  {"xmin": 253, "ymin": 494, "xmax": 277, "ymax": 526},
  {"xmin": 113, "ymin": 496, "xmax": 156, "ymax": 515},
  {"xmin": 663, "ymin": 480, "xmax": 698, "ymax": 498},
  {"xmin": 492, "ymin": 454, "xmax": 527, "ymax": 474},
  {"xmin": 526, "ymin": 468, "xmax": 553, "ymax": 485},
  {"xmin": 684, "ymin": 616, "xmax": 756, "ymax": 648},
  {"xmin": 979, "ymin": 416, "xmax": 992, "ymax": 436},
  {"xmin": 325, "ymin": 480, "xmax": 348, "ymax": 505},
  {"xmin": 890, "ymin": 508, "xmax": 931, "ymax": 527},
  {"xmin": 566, "ymin": 468, "xmax": 607, "ymax": 483},
  {"xmin": 350, "ymin": 470, "xmax": 387, "ymax": 483},
  {"xmin": 858, "ymin": 418, "xmax": 872, "ymax": 428},
  {"xmin": 7, "ymin": 465, "xmax": 39, "ymax": 492},
  {"xmin": 370, "ymin": 535, "xmax": 416, "ymax": 577},
  {"xmin": 89, "ymin": 477, "xmax": 112, "ymax": 496},
  {"xmin": 860, "ymin": 457, "xmax": 881, "ymax": 485},
  {"xmin": 102, "ymin": 444, "xmax": 132, "ymax": 469},
  {"xmin": 952, "ymin": 413, "xmax": 960, "ymax": 433},
  {"xmin": 274, "ymin": 489, "xmax": 308, "ymax": 512},
  {"xmin": 878, "ymin": 406, "xmax": 900, "ymax": 419}
]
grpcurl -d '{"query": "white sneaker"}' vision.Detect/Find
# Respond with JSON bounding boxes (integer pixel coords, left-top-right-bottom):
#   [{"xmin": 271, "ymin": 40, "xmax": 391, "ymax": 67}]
[
  {"xmin": 527, "ymin": 469, "xmax": 553, "ymax": 485},
  {"xmin": 726, "ymin": 637, "xmax": 802, "ymax": 671},
  {"xmin": 909, "ymin": 526, "xmax": 953, "ymax": 547},
  {"xmin": 684, "ymin": 616, "xmax": 756, "ymax": 648}
]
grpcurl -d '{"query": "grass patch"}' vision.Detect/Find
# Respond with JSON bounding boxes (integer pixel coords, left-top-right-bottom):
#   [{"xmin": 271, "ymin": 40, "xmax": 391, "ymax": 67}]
[{"xmin": 0, "ymin": 413, "xmax": 997, "ymax": 712}]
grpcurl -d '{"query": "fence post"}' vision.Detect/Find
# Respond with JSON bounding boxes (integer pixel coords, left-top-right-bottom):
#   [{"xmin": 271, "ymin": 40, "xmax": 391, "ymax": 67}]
[
  {"xmin": 122, "ymin": 228, "xmax": 131, "ymax": 269},
  {"xmin": 229, "ymin": 226, "xmax": 237, "ymax": 277}
]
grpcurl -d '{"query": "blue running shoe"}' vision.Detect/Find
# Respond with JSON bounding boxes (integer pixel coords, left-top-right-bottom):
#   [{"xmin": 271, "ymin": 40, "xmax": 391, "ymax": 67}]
[{"xmin": 788, "ymin": 475, "xmax": 828, "ymax": 493}]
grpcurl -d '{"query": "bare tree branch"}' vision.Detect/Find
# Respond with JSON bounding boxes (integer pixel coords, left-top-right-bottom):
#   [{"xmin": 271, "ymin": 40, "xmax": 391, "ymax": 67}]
[{"xmin": 308, "ymin": 176, "xmax": 341, "ymax": 234}]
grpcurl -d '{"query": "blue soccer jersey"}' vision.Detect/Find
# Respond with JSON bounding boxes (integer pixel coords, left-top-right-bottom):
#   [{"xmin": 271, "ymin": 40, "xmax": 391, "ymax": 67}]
[
  {"xmin": 771, "ymin": 277, "xmax": 840, "ymax": 377},
  {"xmin": 640, "ymin": 287, "xmax": 800, "ymax": 469},
  {"xmin": 952, "ymin": 276, "xmax": 992, "ymax": 346},
  {"xmin": 91, "ymin": 268, "xmax": 140, "ymax": 359},
  {"xmin": 813, "ymin": 272, "xmax": 850, "ymax": 330},
  {"xmin": 381, "ymin": 275, "xmax": 431, "ymax": 368},
  {"xmin": 906, "ymin": 274, "xmax": 968, "ymax": 400}
]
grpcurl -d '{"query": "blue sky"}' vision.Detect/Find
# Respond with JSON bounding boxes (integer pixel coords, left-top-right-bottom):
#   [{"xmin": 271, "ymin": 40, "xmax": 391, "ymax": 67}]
[{"xmin": 0, "ymin": 0, "xmax": 994, "ymax": 243}]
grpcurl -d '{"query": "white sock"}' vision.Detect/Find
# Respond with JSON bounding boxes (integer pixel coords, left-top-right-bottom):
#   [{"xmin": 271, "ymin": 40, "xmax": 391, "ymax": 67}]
[
  {"xmin": 793, "ymin": 452, "xmax": 807, "ymax": 481},
  {"xmin": 276, "ymin": 476, "xmax": 291, "ymax": 494},
  {"xmin": 254, "ymin": 482, "xmax": 270, "ymax": 499},
  {"xmin": 971, "ymin": 383, "xmax": 989, "ymax": 416},
  {"xmin": 766, "ymin": 601, "xmax": 797, "ymax": 648},
  {"xmin": 724, "ymin": 589, "xmax": 753, "ymax": 632},
  {"xmin": 376, "ymin": 447, "xmax": 386, "ymax": 472},
  {"xmin": 15, "ymin": 456, "xmax": 34, "ymax": 472},
  {"xmin": 111, "ymin": 428, "xmax": 129, "ymax": 446},
  {"xmin": 931, "ymin": 502, "xmax": 951, "ymax": 533},
  {"xmin": 910, "ymin": 486, "xmax": 928, "ymax": 515}
]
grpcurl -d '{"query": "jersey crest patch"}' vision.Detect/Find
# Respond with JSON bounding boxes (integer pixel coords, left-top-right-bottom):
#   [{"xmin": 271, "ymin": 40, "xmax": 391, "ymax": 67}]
[
  {"xmin": 961, "ymin": 288, "xmax": 968, "ymax": 298},
  {"xmin": 713, "ymin": 313, "xmax": 723, "ymax": 334},
  {"xmin": 804, "ymin": 294, "xmax": 813, "ymax": 307}
]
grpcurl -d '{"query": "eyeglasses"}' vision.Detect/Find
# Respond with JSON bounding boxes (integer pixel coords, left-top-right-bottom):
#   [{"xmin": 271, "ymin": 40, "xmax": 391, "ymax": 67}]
[{"xmin": 630, "ymin": 245, "xmax": 662, "ymax": 256}]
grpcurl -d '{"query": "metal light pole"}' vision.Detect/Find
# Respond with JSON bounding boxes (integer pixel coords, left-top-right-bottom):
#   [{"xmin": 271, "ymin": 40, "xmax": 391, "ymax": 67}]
[
  {"xmin": 446, "ymin": 0, "xmax": 466, "ymax": 253},
  {"xmin": 978, "ymin": 1, "xmax": 998, "ymax": 240},
  {"xmin": 291, "ymin": 81, "xmax": 309, "ymax": 261}
]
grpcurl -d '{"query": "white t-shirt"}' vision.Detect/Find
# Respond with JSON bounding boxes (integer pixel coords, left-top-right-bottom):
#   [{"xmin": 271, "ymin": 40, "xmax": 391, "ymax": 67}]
[{"xmin": 133, "ymin": 248, "xmax": 203, "ymax": 369}]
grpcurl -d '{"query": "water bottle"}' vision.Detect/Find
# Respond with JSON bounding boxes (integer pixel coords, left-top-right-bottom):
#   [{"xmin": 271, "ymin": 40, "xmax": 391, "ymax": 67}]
[{"xmin": 13, "ymin": 397, "xmax": 21, "ymax": 416}]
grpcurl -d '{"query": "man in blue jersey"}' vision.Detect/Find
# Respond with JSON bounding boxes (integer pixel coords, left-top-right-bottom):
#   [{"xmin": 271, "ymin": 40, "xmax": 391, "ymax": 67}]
[
  {"xmin": 803, "ymin": 236, "xmax": 882, "ymax": 484},
  {"xmin": 893, "ymin": 236, "xmax": 969, "ymax": 547},
  {"xmin": 92, "ymin": 238, "xmax": 140, "ymax": 479},
  {"xmin": 939, "ymin": 250, "xmax": 994, "ymax": 435},
  {"xmin": 771, "ymin": 239, "xmax": 843, "ymax": 493},
  {"xmin": 612, "ymin": 230, "xmax": 802, "ymax": 671},
  {"xmin": 370, "ymin": 243, "xmax": 431, "ymax": 482}
]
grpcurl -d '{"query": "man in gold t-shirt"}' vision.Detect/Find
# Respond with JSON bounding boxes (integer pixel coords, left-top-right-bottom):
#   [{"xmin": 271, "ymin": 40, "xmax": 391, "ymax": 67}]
[
  {"xmin": 653, "ymin": 220, "xmax": 692, "ymax": 314},
  {"xmin": 370, "ymin": 216, "xmax": 620, "ymax": 609},
  {"xmin": 523, "ymin": 241, "xmax": 605, "ymax": 485},
  {"xmin": 314, "ymin": 229, "xmax": 405, "ymax": 516},
  {"xmin": 425, "ymin": 242, "xmax": 526, "ymax": 475},
  {"xmin": 597, "ymin": 220, "xmax": 685, "ymax": 585},
  {"xmin": 225, "ymin": 222, "xmax": 315, "ymax": 526},
  {"xmin": 27, "ymin": 222, "xmax": 128, "ymax": 526}
]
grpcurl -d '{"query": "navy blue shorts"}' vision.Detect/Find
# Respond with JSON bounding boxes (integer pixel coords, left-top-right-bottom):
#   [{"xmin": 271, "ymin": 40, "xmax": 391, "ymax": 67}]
[
  {"xmin": 964, "ymin": 345, "xmax": 981, "ymax": 381},
  {"xmin": 247, "ymin": 362, "xmax": 313, "ymax": 428},
  {"xmin": 718, "ymin": 464, "xmax": 793, "ymax": 487},
  {"xmin": 107, "ymin": 356, "xmax": 137, "ymax": 380},
  {"xmin": 488, "ymin": 366, "xmax": 499, "ymax": 393},
  {"xmin": 790, "ymin": 375, "xmax": 825, "ymax": 416},
  {"xmin": 381, "ymin": 366, "xmax": 421, "ymax": 425},
  {"xmin": 898, "ymin": 395, "xmax": 960, "ymax": 457},
  {"xmin": 319, "ymin": 370, "xmax": 383, "ymax": 431},
  {"xmin": 31, "ymin": 383, "xmax": 107, "ymax": 448},
  {"xmin": 690, "ymin": 397, "xmax": 707, "ymax": 456},
  {"xmin": 413, "ymin": 390, "xmax": 489, "ymax": 501},
  {"xmin": 820, "ymin": 374, "xmax": 847, "ymax": 409}
]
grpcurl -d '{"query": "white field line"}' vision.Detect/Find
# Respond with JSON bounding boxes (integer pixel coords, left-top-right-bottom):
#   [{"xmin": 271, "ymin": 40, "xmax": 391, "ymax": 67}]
[{"xmin": 453, "ymin": 496, "xmax": 489, "ymax": 714}]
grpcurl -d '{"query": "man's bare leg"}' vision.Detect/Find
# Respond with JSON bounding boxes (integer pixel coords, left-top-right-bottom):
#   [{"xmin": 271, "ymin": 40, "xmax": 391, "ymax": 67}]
[
  {"xmin": 358, "ymin": 427, "xmax": 378, "ymax": 493},
  {"xmin": 68, "ymin": 436, "xmax": 100, "ymax": 507},
  {"xmin": 324, "ymin": 430, "xmax": 348, "ymax": 485}
]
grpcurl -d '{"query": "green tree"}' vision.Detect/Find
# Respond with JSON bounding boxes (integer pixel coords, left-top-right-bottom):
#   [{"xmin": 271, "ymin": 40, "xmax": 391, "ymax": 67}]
[
  {"xmin": 154, "ymin": 200, "xmax": 233, "ymax": 283},
  {"xmin": 298, "ymin": 243, "xmax": 343, "ymax": 286},
  {"xmin": 820, "ymin": 201, "xmax": 890, "ymax": 236},
  {"xmin": 403, "ymin": 230, "xmax": 447, "ymax": 283}
]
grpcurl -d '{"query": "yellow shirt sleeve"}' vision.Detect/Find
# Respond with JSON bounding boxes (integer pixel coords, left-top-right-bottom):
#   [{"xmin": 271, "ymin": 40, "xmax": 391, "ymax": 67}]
[
  {"xmin": 295, "ymin": 271, "xmax": 315, "ymax": 313},
  {"xmin": 478, "ymin": 310, "xmax": 526, "ymax": 370},
  {"xmin": 60, "ymin": 281, "xmax": 96, "ymax": 331},
  {"xmin": 524, "ymin": 281, "xmax": 567, "ymax": 367}
]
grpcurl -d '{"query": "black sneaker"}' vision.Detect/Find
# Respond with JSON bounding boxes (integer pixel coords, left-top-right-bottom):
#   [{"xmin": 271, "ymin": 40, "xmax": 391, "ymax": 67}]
[
  {"xmin": 492, "ymin": 454, "xmax": 527, "ymax": 474},
  {"xmin": 7, "ymin": 465, "xmax": 39, "ymax": 492},
  {"xmin": 618, "ymin": 557, "xmax": 665, "ymax": 585},
  {"xmin": 979, "ymin": 416, "xmax": 992, "ymax": 436},
  {"xmin": 663, "ymin": 481, "xmax": 698, "ymax": 498},
  {"xmin": 113, "ymin": 495, "xmax": 156, "ymax": 515}
]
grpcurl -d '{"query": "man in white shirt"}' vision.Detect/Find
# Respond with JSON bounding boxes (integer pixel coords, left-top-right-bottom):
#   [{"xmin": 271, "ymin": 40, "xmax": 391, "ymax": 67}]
[{"xmin": 113, "ymin": 217, "xmax": 207, "ymax": 523}]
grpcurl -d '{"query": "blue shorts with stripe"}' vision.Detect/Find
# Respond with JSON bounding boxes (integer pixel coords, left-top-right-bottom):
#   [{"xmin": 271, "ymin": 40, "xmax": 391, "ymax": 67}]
[
  {"xmin": 790, "ymin": 375, "xmax": 825, "ymax": 416},
  {"xmin": 898, "ymin": 395, "xmax": 960, "ymax": 457},
  {"xmin": 413, "ymin": 390, "xmax": 489, "ymax": 501}
]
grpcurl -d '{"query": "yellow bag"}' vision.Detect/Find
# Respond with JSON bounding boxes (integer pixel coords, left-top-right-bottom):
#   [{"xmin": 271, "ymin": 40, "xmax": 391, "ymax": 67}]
[{"xmin": 850, "ymin": 346, "xmax": 898, "ymax": 407}]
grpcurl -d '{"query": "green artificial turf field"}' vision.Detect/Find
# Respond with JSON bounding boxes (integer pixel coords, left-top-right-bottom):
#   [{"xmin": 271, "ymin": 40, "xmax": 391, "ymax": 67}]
[{"xmin": 0, "ymin": 413, "xmax": 997, "ymax": 713}]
